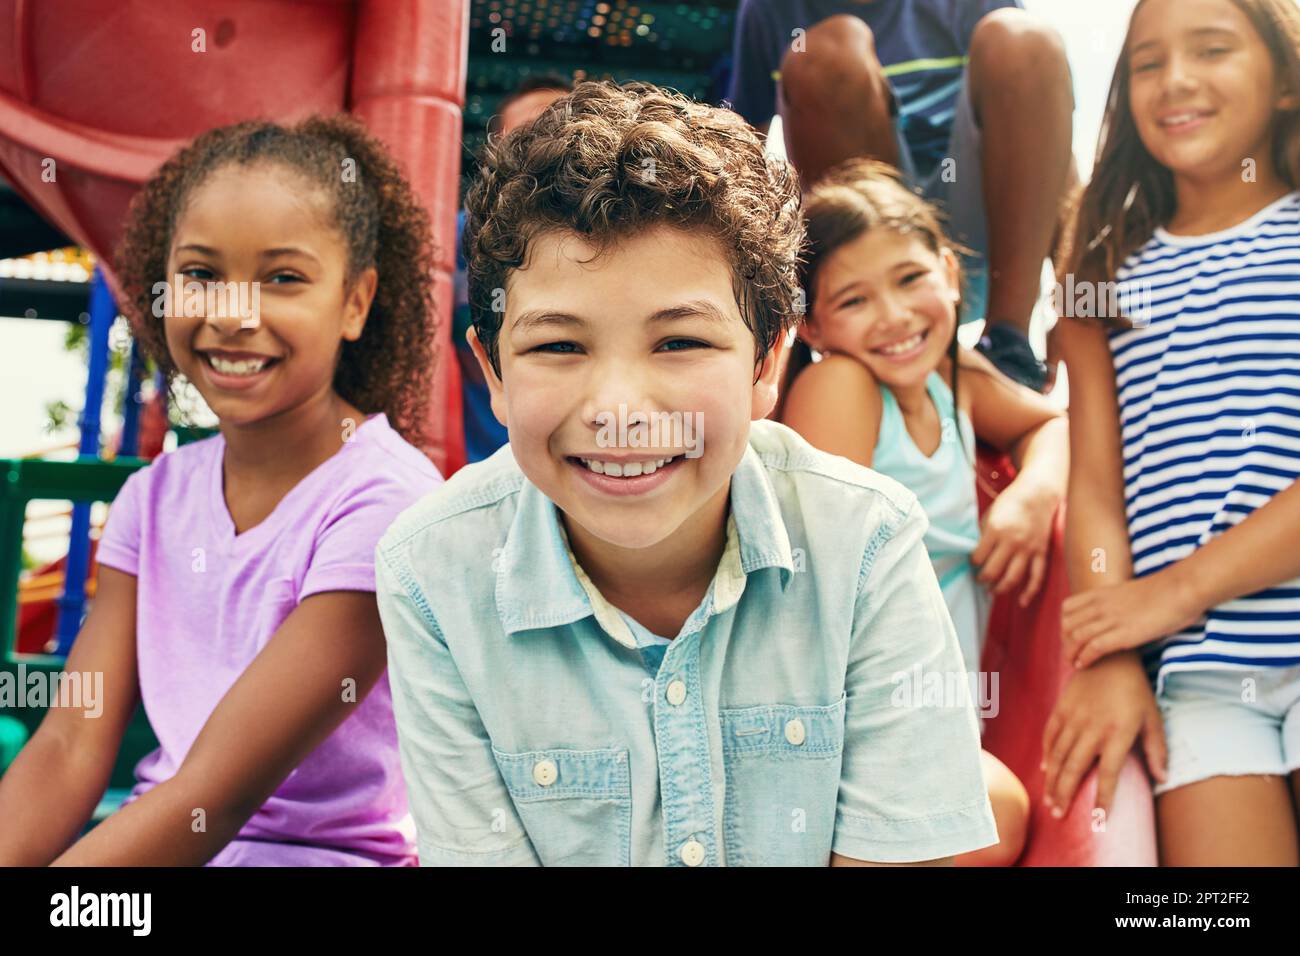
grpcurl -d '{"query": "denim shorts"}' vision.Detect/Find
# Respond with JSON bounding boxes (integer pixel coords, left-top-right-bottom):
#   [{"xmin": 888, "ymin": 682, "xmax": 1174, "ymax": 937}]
[{"xmin": 1153, "ymin": 664, "xmax": 1300, "ymax": 797}]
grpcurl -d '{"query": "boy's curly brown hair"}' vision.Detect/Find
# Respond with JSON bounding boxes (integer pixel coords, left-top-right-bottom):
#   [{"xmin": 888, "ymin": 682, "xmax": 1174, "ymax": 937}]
[
  {"xmin": 115, "ymin": 114, "xmax": 437, "ymax": 449},
  {"xmin": 461, "ymin": 79, "xmax": 805, "ymax": 379}
]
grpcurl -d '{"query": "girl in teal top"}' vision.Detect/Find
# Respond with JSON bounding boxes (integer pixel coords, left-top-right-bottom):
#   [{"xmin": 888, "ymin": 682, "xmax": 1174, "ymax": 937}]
[
  {"xmin": 874, "ymin": 372, "xmax": 986, "ymax": 670},
  {"xmin": 781, "ymin": 159, "xmax": 1069, "ymax": 866}
]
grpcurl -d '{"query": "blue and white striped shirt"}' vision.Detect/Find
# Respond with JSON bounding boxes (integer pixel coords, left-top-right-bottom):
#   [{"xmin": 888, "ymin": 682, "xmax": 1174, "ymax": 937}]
[{"xmin": 1109, "ymin": 191, "xmax": 1300, "ymax": 692}]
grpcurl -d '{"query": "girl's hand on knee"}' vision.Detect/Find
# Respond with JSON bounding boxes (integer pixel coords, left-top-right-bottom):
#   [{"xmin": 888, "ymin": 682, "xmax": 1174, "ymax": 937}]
[
  {"xmin": 1061, "ymin": 571, "xmax": 1202, "ymax": 669},
  {"xmin": 1041, "ymin": 653, "xmax": 1166, "ymax": 818}
]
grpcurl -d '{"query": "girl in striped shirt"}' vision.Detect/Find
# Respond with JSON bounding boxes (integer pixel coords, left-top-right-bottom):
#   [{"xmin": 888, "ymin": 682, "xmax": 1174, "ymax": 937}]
[{"xmin": 1045, "ymin": 0, "xmax": 1300, "ymax": 865}]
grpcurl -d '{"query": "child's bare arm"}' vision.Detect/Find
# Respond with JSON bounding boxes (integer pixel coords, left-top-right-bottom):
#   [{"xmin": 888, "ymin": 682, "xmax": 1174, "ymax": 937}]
[
  {"xmin": 1051, "ymin": 321, "xmax": 1133, "ymax": 593},
  {"xmin": 1064, "ymin": 479, "xmax": 1300, "ymax": 668},
  {"xmin": 779, "ymin": 353, "xmax": 883, "ymax": 467},
  {"xmin": 960, "ymin": 344, "xmax": 1067, "ymax": 480},
  {"xmin": 960, "ymin": 346, "xmax": 1068, "ymax": 605},
  {"xmin": 50, "ymin": 589, "xmax": 390, "ymax": 866},
  {"xmin": 0, "ymin": 567, "xmax": 140, "ymax": 865},
  {"xmin": 1042, "ymin": 317, "xmax": 1166, "ymax": 818}
]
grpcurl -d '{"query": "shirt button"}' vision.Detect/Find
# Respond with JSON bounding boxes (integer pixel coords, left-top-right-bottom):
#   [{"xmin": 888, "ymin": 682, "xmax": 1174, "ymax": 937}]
[
  {"xmin": 666, "ymin": 679, "xmax": 687, "ymax": 706},
  {"xmin": 533, "ymin": 759, "xmax": 558, "ymax": 787},
  {"xmin": 679, "ymin": 839, "xmax": 705, "ymax": 867},
  {"xmin": 785, "ymin": 718, "xmax": 806, "ymax": 746}
]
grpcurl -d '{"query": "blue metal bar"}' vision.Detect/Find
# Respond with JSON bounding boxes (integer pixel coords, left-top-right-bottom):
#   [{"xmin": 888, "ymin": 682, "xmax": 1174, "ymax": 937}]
[
  {"xmin": 54, "ymin": 266, "xmax": 115, "ymax": 655},
  {"xmin": 119, "ymin": 338, "xmax": 146, "ymax": 457}
]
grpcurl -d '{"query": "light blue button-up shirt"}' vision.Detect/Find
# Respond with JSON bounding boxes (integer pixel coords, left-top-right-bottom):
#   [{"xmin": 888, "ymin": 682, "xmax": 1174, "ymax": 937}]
[{"xmin": 376, "ymin": 419, "xmax": 998, "ymax": 866}]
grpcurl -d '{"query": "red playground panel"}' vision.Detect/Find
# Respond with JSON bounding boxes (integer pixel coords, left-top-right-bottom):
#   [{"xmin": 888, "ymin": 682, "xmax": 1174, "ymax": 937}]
[
  {"xmin": 976, "ymin": 447, "xmax": 1158, "ymax": 866},
  {"xmin": 0, "ymin": 0, "xmax": 467, "ymax": 474}
]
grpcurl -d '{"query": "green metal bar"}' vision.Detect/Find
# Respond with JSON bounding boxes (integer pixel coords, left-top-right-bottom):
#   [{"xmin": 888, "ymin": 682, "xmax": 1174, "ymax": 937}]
[{"xmin": 1, "ymin": 457, "xmax": 147, "ymax": 662}]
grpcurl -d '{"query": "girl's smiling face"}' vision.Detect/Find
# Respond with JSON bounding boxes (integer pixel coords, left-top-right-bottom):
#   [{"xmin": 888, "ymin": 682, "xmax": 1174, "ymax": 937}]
[
  {"xmin": 470, "ymin": 224, "xmax": 784, "ymax": 552},
  {"xmin": 804, "ymin": 229, "xmax": 960, "ymax": 392},
  {"xmin": 164, "ymin": 163, "xmax": 376, "ymax": 428},
  {"xmin": 1128, "ymin": 0, "xmax": 1294, "ymax": 182}
]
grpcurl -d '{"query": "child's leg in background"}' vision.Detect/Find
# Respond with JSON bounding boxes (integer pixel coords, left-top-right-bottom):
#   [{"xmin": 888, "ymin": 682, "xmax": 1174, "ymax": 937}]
[
  {"xmin": 774, "ymin": 9, "xmax": 1075, "ymax": 389},
  {"xmin": 956, "ymin": 750, "xmax": 1030, "ymax": 867},
  {"xmin": 963, "ymin": 9, "xmax": 1074, "ymax": 342},
  {"xmin": 775, "ymin": 15, "xmax": 900, "ymax": 193},
  {"xmin": 1154, "ymin": 667, "xmax": 1300, "ymax": 865}
]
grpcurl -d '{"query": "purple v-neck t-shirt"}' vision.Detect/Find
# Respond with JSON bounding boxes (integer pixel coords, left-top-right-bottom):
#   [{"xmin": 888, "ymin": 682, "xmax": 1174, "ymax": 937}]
[{"xmin": 96, "ymin": 412, "xmax": 443, "ymax": 866}]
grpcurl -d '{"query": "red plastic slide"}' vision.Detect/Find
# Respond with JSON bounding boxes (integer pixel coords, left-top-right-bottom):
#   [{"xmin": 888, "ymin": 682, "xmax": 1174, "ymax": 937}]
[
  {"xmin": 0, "ymin": 0, "xmax": 467, "ymax": 475},
  {"xmin": 976, "ymin": 448, "xmax": 1158, "ymax": 865}
]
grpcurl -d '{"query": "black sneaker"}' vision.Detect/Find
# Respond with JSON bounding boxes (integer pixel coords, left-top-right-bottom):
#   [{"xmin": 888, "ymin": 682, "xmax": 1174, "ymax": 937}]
[{"xmin": 975, "ymin": 323, "xmax": 1048, "ymax": 392}]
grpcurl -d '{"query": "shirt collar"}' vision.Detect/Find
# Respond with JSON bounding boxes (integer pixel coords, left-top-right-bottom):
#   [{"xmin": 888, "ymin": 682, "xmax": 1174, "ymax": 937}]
[
  {"xmin": 558, "ymin": 510, "xmax": 744, "ymax": 649},
  {"xmin": 494, "ymin": 440, "xmax": 795, "ymax": 641}
]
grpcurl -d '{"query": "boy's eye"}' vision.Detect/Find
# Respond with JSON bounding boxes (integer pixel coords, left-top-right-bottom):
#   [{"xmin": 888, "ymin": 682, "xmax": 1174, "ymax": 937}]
[
  {"xmin": 530, "ymin": 341, "xmax": 582, "ymax": 354},
  {"xmin": 840, "ymin": 296, "xmax": 865, "ymax": 309},
  {"xmin": 1198, "ymin": 46, "xmax": 1229, "ymax": 58},
  {"xmin": 658, "ymin": 338, "xmax": 709, "ymax": 352},
  {"xmin": 900, "ymin": 270, "xmax": 926, "ymax": 285}
]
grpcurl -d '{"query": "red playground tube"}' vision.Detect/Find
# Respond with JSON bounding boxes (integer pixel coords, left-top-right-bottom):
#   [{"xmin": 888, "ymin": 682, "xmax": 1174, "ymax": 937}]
[
  {"xmin": 976, "ymin": 448, "xmax": 1158, "ymax": 866},
  {"xmin": 0, "ymin": 0, "xmax": 466, "ymax": 475}
]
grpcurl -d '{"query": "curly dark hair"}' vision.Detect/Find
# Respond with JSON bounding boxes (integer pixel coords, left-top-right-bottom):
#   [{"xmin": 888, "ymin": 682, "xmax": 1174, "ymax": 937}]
[
  {"xmin": 461, "ymin": 79, "xmax": 805, "ymax": 379},
  {"xmin": 115, "ymin": 113, "xmax": 437, "ymax": 448}
]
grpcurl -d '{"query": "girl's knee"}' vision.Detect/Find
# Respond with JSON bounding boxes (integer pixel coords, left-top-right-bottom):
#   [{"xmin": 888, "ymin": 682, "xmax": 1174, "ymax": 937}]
[
  {"xmin": 988, "ymin": 786, "xmax": 1031, "ymax": 865},
  {"xmin": 983, "ymin": 751, "xmax": 1032, "ymax": 865}
]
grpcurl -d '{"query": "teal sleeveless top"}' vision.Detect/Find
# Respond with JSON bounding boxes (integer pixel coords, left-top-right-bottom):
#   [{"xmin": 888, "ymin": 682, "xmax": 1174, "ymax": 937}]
[{"xmin": 873, "ymin": 372, "xmax": 988, "ymax": 670}]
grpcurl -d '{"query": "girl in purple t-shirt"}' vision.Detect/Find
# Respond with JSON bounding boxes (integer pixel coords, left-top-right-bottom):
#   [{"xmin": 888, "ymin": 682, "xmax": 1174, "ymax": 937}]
[{"xmin": 0, "ymin": 116, "xmax": 443, "ymax": 866}]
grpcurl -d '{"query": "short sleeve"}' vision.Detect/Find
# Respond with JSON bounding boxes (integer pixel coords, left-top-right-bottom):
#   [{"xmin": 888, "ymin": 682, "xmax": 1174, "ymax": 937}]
[
  {"xmin": 94, "ymin": 467, "xmax": 147, "ymax": 577},
  {"xmin": 300, "ymin": 482, "xmax": 425, "ymax": 600},
  {"xmin": 375, "ymin": 547, "xmax": 541, "ymax": 867},
  {"xmin": 833, "ymin": 497, "xmax": 998, "ymax": 863},
  {"xmin": 726, "ymin": 0, "xmax": 782, "ymax": 128}
]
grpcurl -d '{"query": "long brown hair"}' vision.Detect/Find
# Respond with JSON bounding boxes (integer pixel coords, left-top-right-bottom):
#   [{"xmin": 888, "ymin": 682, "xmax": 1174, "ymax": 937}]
[
  {"xmin": 776, "ymin": 158, "xmax": 968, "ymax": 434},
  {"xmin": 1061, "ymin": 0, "xmax": 1300, "ymax": 330}
]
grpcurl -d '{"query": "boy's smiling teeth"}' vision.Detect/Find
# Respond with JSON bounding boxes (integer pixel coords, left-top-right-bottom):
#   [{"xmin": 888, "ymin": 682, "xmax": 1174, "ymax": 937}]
[
  {"xmin": 577, "ymin": 455, "xmax": 681, "ymax": 477},
  {"xmin": 875, "ymin": 330, "xmax": 927, "ymax": 355}
]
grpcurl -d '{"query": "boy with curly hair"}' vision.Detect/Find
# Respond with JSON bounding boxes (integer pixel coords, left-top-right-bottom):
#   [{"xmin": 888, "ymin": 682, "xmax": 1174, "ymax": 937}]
[{"xmin": 377, "ymin": 80, "xmax": 997, "ymax": 866}]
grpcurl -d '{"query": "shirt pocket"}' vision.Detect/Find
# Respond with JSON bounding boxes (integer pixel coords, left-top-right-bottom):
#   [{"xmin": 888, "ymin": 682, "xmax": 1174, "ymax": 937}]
[
  {"xmin": 491, "ymin": 745, "xmax": 632, "ymax": 866},
  {"xmin": 719, "ymin": 692, "xmax": 846, "ymax": 866}
]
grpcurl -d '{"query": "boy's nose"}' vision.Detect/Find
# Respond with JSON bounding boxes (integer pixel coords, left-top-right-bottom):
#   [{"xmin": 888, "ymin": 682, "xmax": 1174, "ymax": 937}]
[{"xmin": 580, "ymin": 363, "xmax": 653, "ymax": 431}]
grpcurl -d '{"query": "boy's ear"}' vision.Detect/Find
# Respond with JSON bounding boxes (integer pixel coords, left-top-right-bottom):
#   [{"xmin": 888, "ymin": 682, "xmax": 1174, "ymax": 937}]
[
  {"xmin": 341, "ymin": 266, "xmax": 379, "ymax": 341},
  {"xmin": 466, "ymin": 324, "xmax": 509, "ymax": 428},
  {"xmin": 752, "ymin": 328, "xmax": 792, "ymax": 421}
]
